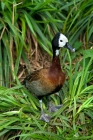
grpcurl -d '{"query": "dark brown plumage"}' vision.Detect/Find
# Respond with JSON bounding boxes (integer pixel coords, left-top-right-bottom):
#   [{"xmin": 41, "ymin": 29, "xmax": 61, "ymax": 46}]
[{"xmin": 23, "ymin": 32, "xmax": 75, "ymax": 122}]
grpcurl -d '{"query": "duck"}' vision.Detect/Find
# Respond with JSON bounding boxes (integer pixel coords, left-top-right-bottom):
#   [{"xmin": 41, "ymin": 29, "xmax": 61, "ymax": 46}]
[{"xmin": 23, "ymin": 32, "xmax": 75, "ymax": 122}]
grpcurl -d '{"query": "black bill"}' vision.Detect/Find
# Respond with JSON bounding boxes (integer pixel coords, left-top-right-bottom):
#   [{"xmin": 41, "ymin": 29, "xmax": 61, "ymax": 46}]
[{"xmin": 65, "ymin": 43, "xmax": 75, "ymax": 52}]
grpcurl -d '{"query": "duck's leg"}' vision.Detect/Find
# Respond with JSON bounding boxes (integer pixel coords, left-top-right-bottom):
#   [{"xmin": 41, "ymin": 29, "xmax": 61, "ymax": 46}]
[
  {"xmin": 48, "ymin": 96, "xmax": 63, "ymax": 112},
  {"xmin": 39, "ymin": 100, "xmax": 51, "ymax": 122}
]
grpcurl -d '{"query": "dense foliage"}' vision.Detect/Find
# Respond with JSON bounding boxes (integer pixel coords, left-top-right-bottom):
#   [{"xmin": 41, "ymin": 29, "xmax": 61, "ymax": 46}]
[{"xmin": 0, "ymin": 0, "xmax": 93, "ymax": 139}]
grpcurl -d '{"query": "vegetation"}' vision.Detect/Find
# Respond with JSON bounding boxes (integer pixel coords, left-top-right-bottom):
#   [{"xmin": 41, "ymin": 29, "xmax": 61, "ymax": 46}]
[{"xmin": 0, "ymin": 0, "xmax": 93, "ymax": 139}]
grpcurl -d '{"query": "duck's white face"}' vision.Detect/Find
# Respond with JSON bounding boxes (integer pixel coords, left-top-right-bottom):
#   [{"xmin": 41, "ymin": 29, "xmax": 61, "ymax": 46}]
[
  {"xmin": 52, "ymin": 32, "xmax": 75, "ymax": 56},
  {"xmin": 58, "ymin": 33, "xmax": 68, "ymax": 48}
]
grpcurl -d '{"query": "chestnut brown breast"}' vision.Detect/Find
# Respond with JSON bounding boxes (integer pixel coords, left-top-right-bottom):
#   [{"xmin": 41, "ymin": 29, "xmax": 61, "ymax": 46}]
[{"xmin": 48, "ymin": 56, "xmax": 65, "ymax": 92}]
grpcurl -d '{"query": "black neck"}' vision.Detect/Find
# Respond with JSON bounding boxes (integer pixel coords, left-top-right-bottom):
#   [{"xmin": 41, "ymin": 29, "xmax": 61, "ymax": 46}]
[
  {"xmin": 53, "ymin": 48, "xmax": 59, "ymax": 58},
  {"xmin": 53, "ymin": 49, "xmax": 56, "ymax": 58}
]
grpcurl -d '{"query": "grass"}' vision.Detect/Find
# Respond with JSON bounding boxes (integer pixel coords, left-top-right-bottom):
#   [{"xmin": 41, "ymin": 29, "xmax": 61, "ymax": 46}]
[
  {"xmin": 0, "ymin": 50, "xmax": 93, "ymax": 139},
  {"xmin": 0, "ymin": 0, "xmax": 93, "ymax": 139}
]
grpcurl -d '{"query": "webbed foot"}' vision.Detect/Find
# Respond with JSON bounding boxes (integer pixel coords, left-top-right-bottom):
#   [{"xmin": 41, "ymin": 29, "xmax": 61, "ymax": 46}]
[
  {"xmin": 40, "ymin": 113, "xmax": 51, "ymax": 123},
  {"xmin": 49, "ymin": 104, "xmax": 63, "ymax": 112}
]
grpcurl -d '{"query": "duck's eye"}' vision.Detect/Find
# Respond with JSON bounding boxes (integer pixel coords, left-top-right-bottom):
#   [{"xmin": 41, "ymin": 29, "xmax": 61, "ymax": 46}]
[{"xmin": 60, "ymin": 40, "xmax": 63, "ymax": 42}]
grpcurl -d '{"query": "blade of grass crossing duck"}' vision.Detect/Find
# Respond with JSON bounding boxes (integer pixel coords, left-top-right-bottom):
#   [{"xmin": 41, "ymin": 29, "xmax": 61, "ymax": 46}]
[{"xmin": 67, "ymin": 50, "xmax": 74, "ymax": 99}]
